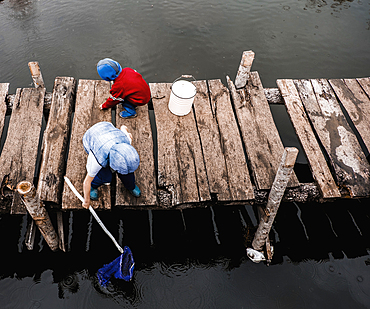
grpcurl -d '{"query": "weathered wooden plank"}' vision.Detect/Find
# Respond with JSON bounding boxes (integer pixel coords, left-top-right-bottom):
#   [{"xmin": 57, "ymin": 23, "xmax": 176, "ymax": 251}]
[
  {"xmin": 277, "ymin": 79, "xmax": 340, "ymax": 198},
  {"xmin": 227, "ymin": 72, "xmax": 299, "ymax": 190},
  {"xmin": 0, "ymin": 88, "xmax": 45, "ymax": 214},
  {"xmin": 150, "ymin": 83, "xmax": 180, "ymax": 206},
  {"xmin": 151, "ymin": 82, "xmax": 211, "ymax": 207},
  {"xmin": 0, "ymin": 83, "xmax": 9, "ymax": 144},
  {"xmin": 115, "ymin": 104, "xmax": 157, "ymax": 207},
  {"xmin": 62, "ymin": 80, "xmax": 112, "ymax": 210},
  {"xmin": 295, "ymin": 79, "xmax": 370, "ymax": 197},
  {"xmin": 208, "ymin": 79, "xmax": 254, "ymax": 201},
  {"xmin": 235, "ymin": 50, "xmax": 255, "ymax": 89},
  {"xmin": 357, "ymin": 77, "xmax": 370, "ymax": 98},
  {"xmin": 6, "ymin": 92, "xmax": 52, "ymax": 115},
  {"xmin": 264, "ymin": 88, "xmax": 284, "ymax": 104},
  {"xmin": 37, "ymin": 77, "xmax": 76, "ymax": 204},
  {"xmin": 329, "ymin": 78, "xmax": 370, "ymax": 152},
  {"xmin": 192, "ymin": 80, "xmax": 231, "ymax": 201}
]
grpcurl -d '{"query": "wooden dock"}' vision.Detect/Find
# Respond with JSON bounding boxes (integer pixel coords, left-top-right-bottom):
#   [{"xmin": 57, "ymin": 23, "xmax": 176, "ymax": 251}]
[{"xmin": 1, "ymin": 51, "xmax": 370, "ymax": 215}]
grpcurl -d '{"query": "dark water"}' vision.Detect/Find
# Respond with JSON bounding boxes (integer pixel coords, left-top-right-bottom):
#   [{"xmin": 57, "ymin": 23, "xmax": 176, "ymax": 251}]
[
  {"xmin": 1, "ymin": 202, "xmax": 370, "ymax": 308},
  {"xmin": 1, "ymin": 0, "xmax": 370, "ymax": 308}
]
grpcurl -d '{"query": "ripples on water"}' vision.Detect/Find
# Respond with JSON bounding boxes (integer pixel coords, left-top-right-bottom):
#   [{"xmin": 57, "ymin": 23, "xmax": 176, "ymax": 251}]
[
  {"xmin": 0, "ymin": 201, "xmax": 370, "ymax": 308},
  {"xmin": 0, "ymin": 0, "xmax": 369, "ymax": 91}
]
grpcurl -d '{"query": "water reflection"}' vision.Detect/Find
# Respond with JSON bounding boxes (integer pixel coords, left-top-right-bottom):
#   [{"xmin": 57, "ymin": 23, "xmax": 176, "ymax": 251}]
[
  {"xmin": 0, "ymin": 199, "xmax": 370, "ymax": 307},
  {"xmin": 2, "ymin": 201, "xmax": 370, "ymax": 269}
]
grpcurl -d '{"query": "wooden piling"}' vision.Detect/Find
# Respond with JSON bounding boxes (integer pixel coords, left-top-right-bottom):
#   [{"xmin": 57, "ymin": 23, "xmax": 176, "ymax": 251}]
[
  {"xmin": 17, "ymin": 181, "xmax": 59, "ymax": 251},
  {"xmin": 257, "ymin": 205, "xmax": 273, "ymax": 264},
  {"xmin": 234, "ymin": 50, "xmax": 255, "ymax": 89},
  {"xmin": 252, "ymin": 147, "xmax": 299, "ymax": 252},
  {"xmin": 28, "ymin": 61, "xmax": 45, "ymax": 89}
]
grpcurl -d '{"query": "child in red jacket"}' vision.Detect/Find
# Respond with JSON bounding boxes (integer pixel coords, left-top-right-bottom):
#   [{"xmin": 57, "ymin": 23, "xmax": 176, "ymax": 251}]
[{"xmin": 97, "ymin": 58, "xmax": 151, "ymax": 118}]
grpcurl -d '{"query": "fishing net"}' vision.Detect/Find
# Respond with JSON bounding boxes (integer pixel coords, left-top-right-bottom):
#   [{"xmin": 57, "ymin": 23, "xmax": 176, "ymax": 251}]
[{"xmin": 97, "ymin": 246, "xmax": 135, "ymax": 286}]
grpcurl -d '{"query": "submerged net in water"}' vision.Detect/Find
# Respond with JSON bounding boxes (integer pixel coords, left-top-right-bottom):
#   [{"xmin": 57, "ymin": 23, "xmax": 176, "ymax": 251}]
[{"xmin": 97, "ymin": 246, "xmax": 135, "ymax": 286}]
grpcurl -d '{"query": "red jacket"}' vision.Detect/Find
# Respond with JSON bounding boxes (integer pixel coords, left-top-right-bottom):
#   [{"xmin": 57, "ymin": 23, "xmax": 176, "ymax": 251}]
[{"xmin": 101, "ymin": 68, "xmax": 151, "ymax": 109}]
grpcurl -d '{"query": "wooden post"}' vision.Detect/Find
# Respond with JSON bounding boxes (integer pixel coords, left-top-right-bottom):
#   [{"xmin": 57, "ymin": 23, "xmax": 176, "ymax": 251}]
[
  {"xmin": 257, "ymin": 205, "xmax": 273, "ymax": 264},
  {"xmin": 251, "ymin": 147, "xmax": 299, "ymax": 251},
  {"xmin": 234, "ymin": 50, "xmax": 255, "ymax": 89},
  {"xmin": 28, "ymin": 61, "xmax": 45, "ymax": 89},
  {"xmin": 17, "ymin": 181, "xmax": 59, "ymax": 251}
]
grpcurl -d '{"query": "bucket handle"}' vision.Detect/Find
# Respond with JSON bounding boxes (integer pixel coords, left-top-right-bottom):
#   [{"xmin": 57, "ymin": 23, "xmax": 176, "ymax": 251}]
[{"xmin": 171, "ymin": 75, "xmax": 197, "ymax": 88}]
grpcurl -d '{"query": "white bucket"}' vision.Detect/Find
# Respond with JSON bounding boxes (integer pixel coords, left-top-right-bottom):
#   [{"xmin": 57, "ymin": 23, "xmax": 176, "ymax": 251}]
[{"xmin": 168, "ymin": 75, "xmax": 197, "ymax": 116}]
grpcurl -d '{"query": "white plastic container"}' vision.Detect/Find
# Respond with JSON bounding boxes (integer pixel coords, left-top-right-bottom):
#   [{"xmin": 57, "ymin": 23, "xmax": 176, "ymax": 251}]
[{"xmin": 168, "ymin": 75, "xmax": 197, "ymax": 116}]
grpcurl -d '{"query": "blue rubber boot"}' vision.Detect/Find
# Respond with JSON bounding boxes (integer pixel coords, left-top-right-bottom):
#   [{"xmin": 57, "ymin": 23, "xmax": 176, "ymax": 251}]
[
  {"xmin": 90, "ymin": 187, "xmax": 98, "ymax": 201},
  {"xmin": 119, "ymin": 103, "xmax": 137, "ymax": 119},
  {"xmin": 119, "ymin": 108, "xmax": 137, "ymax": 119},
  {"xmin": 129, "ymin": 185, "xmax": 141, "ymax": 198}
]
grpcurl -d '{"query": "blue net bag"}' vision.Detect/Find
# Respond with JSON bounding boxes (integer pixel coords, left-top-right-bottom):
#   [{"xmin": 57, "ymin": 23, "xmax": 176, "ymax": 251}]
[{"xmin": 97, "ymin": 246, "xmax": 135, "ymax": 286}]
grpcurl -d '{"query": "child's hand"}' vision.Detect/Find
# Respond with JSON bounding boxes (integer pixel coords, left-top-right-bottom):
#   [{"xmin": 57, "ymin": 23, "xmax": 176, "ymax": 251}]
[
  {"xmin": 82, "ymin": 198, "xmax": 90, "ymax": 209},
  {"xmin": 120, "ymin": 125, "xmax": 133, "ymax": 144}
]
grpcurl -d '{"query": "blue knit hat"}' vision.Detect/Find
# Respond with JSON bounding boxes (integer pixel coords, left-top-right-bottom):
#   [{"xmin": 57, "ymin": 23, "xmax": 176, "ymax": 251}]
[
  {"xmin": 97, "ymin": 58, "xmax": 123, "ymax": 81},
  {"xmin": 109, "ymin": 143, "xmax": 140, "ymax": 175}
]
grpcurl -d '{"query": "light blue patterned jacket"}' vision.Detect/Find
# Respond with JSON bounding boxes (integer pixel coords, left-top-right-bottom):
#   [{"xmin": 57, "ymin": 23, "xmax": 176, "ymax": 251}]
[{"xmin": 83, "ymin": 122, "xmax": 139, "ymax": 175}]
